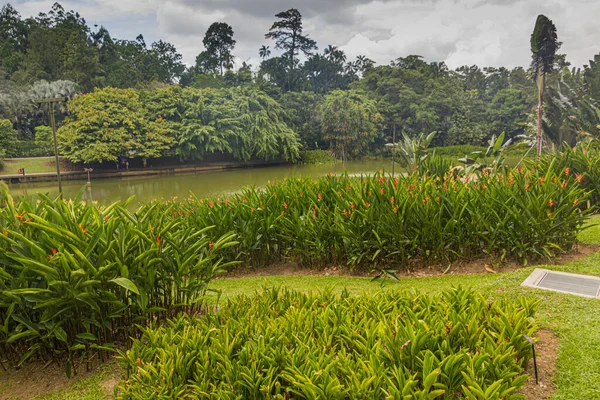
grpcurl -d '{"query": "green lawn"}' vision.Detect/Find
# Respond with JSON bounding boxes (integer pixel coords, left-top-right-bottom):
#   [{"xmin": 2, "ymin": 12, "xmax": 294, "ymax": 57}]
[
  {"xmin": 20, "ymin": 216, "xmax": 600, "ymax": 399},
  {"xmin": 0, "ymin": 157, "xmax": 63, "ymax": 175}
]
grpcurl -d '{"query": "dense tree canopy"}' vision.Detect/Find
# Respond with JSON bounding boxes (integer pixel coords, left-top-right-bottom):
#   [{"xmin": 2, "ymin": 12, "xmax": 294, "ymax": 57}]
[
  {"xmin": 1, "ymin": 2, "xmax": 599, "ymax": 162},
  {"xmin": 57, "ymin": 88, "xmax": 173, "ymax": 164},
  {"xmin": 318, "ymin": 90, "xmax": 382, "ymax": 160}
]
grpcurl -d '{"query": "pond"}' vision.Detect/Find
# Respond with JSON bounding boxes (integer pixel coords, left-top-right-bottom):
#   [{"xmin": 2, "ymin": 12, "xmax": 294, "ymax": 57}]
[{"xmin": 7, "ymin": 160, "xmax": 395, "ymax": 206}]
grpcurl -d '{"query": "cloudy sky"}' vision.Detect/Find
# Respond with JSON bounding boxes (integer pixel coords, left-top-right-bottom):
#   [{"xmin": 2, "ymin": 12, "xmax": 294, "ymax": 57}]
[{"xmin": 9, "ymin": 0, "xmax": 600, "ymax": 70}]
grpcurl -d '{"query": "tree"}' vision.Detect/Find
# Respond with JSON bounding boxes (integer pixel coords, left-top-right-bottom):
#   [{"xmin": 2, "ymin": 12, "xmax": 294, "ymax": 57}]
[
  {"xmin": 198, "ymin": 22, "xmax": 236, "ymax": 75},
  {"xmin": 259, "ymin": 45, "xmax": 271, "ymax": 60},
  {"xmin": 0, "ymin": 119, "xmax": 18, "ymax": 157},
  {"xmin": 58, "ymin": 88, "xmax": 172, "ymax": 165},
  {"xmin": 530, "ymin": 14, "xmax": 560, "ymax": 155},
  {"xmin": 280, "ymin": 91, "xmax": 325, "ymax": 148},
  {"xmin": 318, "ymin": 90, "xmax": 382, "ymax": 161},
  {"xmin": 265, "ymin": 8, "xmax": 317, "ymax": 91},
  {"xmin": 0, "ymin": 4, "xmax": 29, "ymax": 75},
  {"xmin": 143, "ymin": 86, "xmax": 300, "ymax": 162}
]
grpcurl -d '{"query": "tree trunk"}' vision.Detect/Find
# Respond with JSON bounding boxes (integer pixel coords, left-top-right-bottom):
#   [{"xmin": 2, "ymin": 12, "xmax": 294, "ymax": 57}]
[{"xmin": 536, "ymin": 73, "xmax": 545, "ymax": 156}]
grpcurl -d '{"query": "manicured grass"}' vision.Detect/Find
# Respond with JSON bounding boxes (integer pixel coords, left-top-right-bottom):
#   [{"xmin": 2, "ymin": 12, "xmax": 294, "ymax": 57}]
[
  {"xmin": 12, "ymin": 215, "xmax": 600, "ymax": 399},
  {"xmin": 0, "ymin": 157, "xmax": 61, "ymax": 175}
]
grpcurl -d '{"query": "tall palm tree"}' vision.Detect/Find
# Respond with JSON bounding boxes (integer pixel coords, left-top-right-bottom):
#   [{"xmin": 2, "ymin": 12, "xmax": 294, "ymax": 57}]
[
  {"xmin": 530, "ymin": 14, "xmax": 560, "ymax": 155},
  {"xmin": 259, "ymin": 45, "xmax": 271, "ymax": 60}
]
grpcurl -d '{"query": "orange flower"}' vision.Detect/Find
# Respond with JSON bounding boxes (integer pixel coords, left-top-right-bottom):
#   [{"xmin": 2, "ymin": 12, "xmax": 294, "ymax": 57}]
[
  {"xmin": 52, "ymin": 248, "xmax": 57, "ymax": 256},
  {"xmin": 156, "ymin": 236, "xmax": 161, "ymax": 246},
  {"xmin": 379, "ymin": 188, "xmax": 384, "ymax": 195},
  {"xmin": 548, "ymin": 212, "xmax": 553, "ymax": 218},
  {"xmin": 343, "ymin": 210, "xmax": 349, "ymax": 217},
  {"xmin": 350, "ymin": 202, "xmax": 356, "ymax": 210},
  {"xmin": 209, "ymin": 242, "xmax": 215, "ymax": 248},
  {"xmin": 575, "ymin": 173, "xmax": 584, "ymax": 184},
  {"xmin": 393, "ymin": 207, "xmax": 398, "ymax": 214},
  {"xmin": 78, "ymin": 224, "xmax": 88, "ymax": 234},
  {"xmin": 2, "ymin": 229, "xmax": 7, "ymax": 236},
  {"xmin": 281, "ymin": 211, "xmax": 285, "ymax": 216},
  {"xmin": 251, "ymin": 208, "xmax": 255, "ymax": 213},
  {"xmin": 548, "ymin": 199, "xmax": 556, "ymax": 207},
  {"xmin": 242, "ymin": 198, "xmax": 247, "ymax": 203},
  {"xmin": 573, "ymin": 199, "xmax": 579, "ymax": 207},
  {"xmin": 525, "ymin": 182, "xmax": 531, "ymax": 191},
  {"xmin": 282, "ymin": 202, "xmax": 288, "ymax": 209},
  {"xmin": 436, "ymin": 196, "xmax": 441, "ymax": 203},
  {"xmin": 539, "ymin": 177, "xmax": 545, "ymax": 185},
  {"xmin": 104, "ymin": 215, "xmax": 109, "ymax": 222},
  {"xmin": 561, "ymin": 181, "xmax": 567, "ymax": 189},
  {"xmin": 317, "ymin": 193, "xmax": 322, "ymax": 201},
  {"xmin": 564, "ymin": 168, "xmax": 571, "ymax": 176},
  {"xmin": 389, "ymin": 197, "xmax": 395, "ymax": 205},
  {"xmin": 208, "ymin": 201, "xmax": 214, "ymax": 208},
  {"xmin": 299, "ymin": 192, "xmax": 303, "ymax": 197},
  {"xmin": 365, "ymin": 202, "xmax": 371, "ymax": 208}
]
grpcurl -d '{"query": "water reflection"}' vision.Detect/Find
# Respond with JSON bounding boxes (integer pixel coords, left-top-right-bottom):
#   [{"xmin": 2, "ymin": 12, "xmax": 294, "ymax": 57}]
[{"xmin": 8, "ymin": 161, "xmax": 394, "ymax": 206}]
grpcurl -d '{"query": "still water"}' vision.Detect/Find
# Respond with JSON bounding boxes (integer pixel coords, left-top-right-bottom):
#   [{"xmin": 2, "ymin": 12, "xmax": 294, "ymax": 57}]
[{"xmin": 7, "ymin": 161, "xmax": 393, "ymax": 206}]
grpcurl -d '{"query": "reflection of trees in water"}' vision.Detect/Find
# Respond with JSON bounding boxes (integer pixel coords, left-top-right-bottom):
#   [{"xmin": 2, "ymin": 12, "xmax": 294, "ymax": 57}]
[{"xmin": 10, "ymin": 161, "xmax": 392, "ymax": 205}]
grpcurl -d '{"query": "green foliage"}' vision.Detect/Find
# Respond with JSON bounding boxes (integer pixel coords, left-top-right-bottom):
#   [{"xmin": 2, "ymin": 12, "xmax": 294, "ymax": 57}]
[
  {"xmin": 265, "ymin": 8, "xmax": 317, "ymax": 91},
  {"xmin": 299, "ymin": 150, "xmax": 337, "ymax": 164},
  {"xmin": 533, "ymin": 142, "xmax": 600, "ymax": 205},
  {"xmin": 0, "ymin": 186, "xmax": 237, "ymax": 368},
  {"xmin": 57, "ymin": 87, "xmax": 173, "ymax": 164},
  {"xmin": 34, "ymin": 125, "xmax": 54, "ymax": 155},
  {"xmin": 431, "ymin": 145, "xmax": 487, "ymax": 158},
  {"xmin": 195, "ymin": 22, "xmax": 236, "ymax": 75},
  {"xmin": 143, "ymin": 85, "xmax": 301, "ymax": 162},
  {"xmin": 530, "ymin": 15, "xmax": 560, "ymax": 79},
  {"xmin": 119, "ymin": 287, "xmax": 538, "ymax": 399},
  {"xmin": 0, "ymin": 118, "xmax": 17, "ymax": 157},
  {"xmin": 137, "ymin": 164, "xmax": 589, "ymax": 268},
  {"xmin": 319, "ymin": 90, "xmax": 382, "ymax": 161},
  {"xmin": 389, "ymin": 131, "xmax": 436, "ymax": 173},
  {"xmin": 280, "ymin": 91, "xmax": 325, "ymax": 148}
]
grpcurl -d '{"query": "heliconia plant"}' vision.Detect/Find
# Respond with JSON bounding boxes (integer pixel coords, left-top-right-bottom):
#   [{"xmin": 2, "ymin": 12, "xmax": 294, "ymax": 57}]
[
  {"xmin": 0, "ymin": 184, "xmax": 238, "ymax": 374},
  {"xmin": 143, "ymin": 164, "xmax": 590, "ymax": 268},
  {"xmin": 118, "ymin": 287, "xmax": 539, "ymax": 399}
]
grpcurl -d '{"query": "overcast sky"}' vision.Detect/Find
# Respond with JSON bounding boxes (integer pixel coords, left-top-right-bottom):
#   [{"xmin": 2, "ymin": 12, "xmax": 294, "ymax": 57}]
[{"xmin": 9, "ymin": 0, "xmax": 600, "ymax": 70}]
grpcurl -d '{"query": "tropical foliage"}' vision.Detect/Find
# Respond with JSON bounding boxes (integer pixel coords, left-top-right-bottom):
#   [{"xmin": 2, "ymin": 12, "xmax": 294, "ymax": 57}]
[
  {"xmin": 318, "ymin": 90, "xmax": 382, "ymax": 161},
  {"xmin": 119, "ymin": 287, "xmax": 539, "ymax": 399},
  {"xmin": 57, "ymin": 88, "xmax": 173, "ymax": 165},
  {"xmin": 0, "ymin": 184, "xmax": 237, "ymax": 372},
  {"xmin": 141, "ymin": 85, "xmax": 301, "ymax": 162}
]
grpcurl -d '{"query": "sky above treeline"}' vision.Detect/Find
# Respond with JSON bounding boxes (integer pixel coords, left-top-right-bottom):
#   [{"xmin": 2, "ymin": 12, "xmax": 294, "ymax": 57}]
[{"xmin": 9, "ymin": 0, "xmax": 600, "ymax": 70}]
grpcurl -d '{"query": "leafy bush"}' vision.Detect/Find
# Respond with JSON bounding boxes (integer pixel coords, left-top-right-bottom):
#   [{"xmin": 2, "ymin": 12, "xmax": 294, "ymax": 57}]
[
  {"xmin": 299, "ymin": 149, "xmax": 337, "ymax": 164},
  {"xmin": 119, "ymin": 287, "xmax": 538, "ymax": 399},
  {"xmin": 431, "ymin": 145, "xmax": 486, "ymax": 158},
  {"xmin": 533, "ymin": 143, "xmax": 600, "ymax": 205},
  {"xmin": 0, "ymin": 186, "xmax": 237, "ymax": 371},
  {"xmin": 145, "ymin": 168, "xmax": 589, "ymax": 267},
  {"xmin": 34, "ymin": 126, "xmax": 55, "ymax": 156}
]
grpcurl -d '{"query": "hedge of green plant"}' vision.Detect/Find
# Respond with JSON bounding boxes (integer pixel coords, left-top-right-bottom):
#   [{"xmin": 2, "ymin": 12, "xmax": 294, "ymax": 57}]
[
  {"xmin": 118, "ymin": 287, "xmax": 538, "ymax": 399},
  {"xmin": 298, "ymin": 149, "xmax": 338, "ymax": 164},
  {"xmin": 145, "ymin": 166, "xmax": 589, "ymax": 267},
  {"xmin": 0, "ymin": 185, "xmax": 237, "ymax": 372}
]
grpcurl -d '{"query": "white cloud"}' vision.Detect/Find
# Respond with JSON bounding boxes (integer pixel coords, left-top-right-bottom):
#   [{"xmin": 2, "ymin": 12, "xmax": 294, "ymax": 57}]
[{"xmin": 11, "ymin": 0, "xmax": 600, "ymax": 69}]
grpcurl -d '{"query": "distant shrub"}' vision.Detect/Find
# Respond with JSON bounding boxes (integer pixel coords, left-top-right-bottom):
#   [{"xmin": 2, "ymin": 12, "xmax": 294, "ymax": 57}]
[
  {"xmin": 119, "ymin": 287, "xmax": 539, "ymax": 399},
  {"xmin": 431, "ymin": 145, "xmax": 486, "ymax": 158},
  {"xmin": 299, "ymin": 149, "xmax": 337, "ymax": 164}
]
